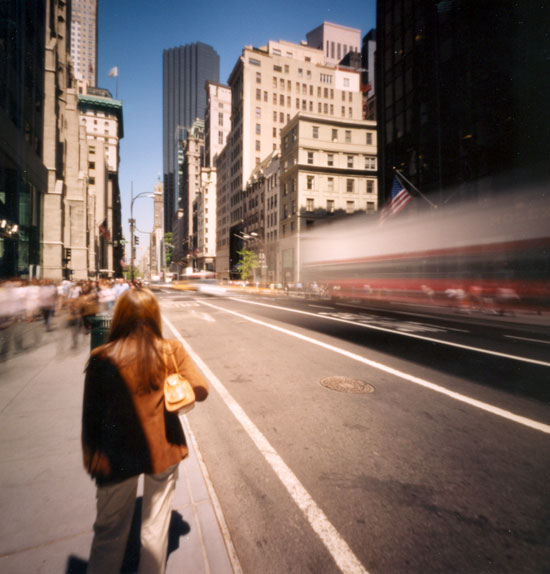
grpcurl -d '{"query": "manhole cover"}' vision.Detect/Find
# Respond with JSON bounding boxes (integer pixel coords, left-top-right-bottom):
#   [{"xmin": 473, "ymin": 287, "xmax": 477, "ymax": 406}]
[{"xmin": 320, "ymin": 377, "xmax": 375, "ymax": 394}]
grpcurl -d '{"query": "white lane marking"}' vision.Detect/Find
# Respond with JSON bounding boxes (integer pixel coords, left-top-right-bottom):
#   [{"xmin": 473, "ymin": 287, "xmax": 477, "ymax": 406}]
[
  {"xmin": 198, "ymin": 302, "xmax": 550, "ymax": 436},
  {"xmin": 190, "ymin": 310, "xmax": 215, "ymax": 322},
  {"xmin": 505, "ymin": 335, "xmax": 550, "ymax": 345},
  {"xmin": 308, "ymin": 304, "xmax": 335, "ymax": 310},
  {"xmin": 229, "ymin": 298, "xmax": 550, "ymax": 368},
  {"xmin": 163, "ymin": 316, "xmax": 370, "ymax": 574}
]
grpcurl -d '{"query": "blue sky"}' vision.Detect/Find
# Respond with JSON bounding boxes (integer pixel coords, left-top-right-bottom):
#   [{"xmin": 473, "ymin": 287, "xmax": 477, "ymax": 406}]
[{"xmin": 97, "ymin": 0, "xmax": 376, "ymax": 249}]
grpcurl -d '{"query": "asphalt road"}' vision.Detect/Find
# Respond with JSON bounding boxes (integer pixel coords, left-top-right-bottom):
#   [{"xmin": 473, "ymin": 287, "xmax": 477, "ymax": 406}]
[{"xmin": 157, "ymin": 288, "xmax": 550, "ymax": 574}]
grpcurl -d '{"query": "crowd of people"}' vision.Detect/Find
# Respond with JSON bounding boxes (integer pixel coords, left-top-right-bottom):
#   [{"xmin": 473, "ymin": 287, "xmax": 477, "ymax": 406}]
[{"xmin": 0, "ymin": 278, "xmax": 141, "ymax": 357}]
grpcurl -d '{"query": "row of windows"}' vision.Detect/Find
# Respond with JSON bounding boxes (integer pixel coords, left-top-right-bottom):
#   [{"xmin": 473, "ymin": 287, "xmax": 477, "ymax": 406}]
[
  {"xmin": 311, "ymin": 126, "xmax": 375, "ymax": 145},
  {"xmin": 325, "ymin": 41, "xmax": 358, "ymax": 61},
  {"xmin": 303, "ymin": 176, "xmax": 376, "ymax": 193},
  {"xmin": 305, "ymin": 151, "xmax": 377, "ymax": 170},
  {"xmin": 282, "ymin": 176, "xmax": 376, "ymax": 194},
  {"xmin": 259, "ymin": 76, "xmax": 355, "ymax": 103},
  {"xmin": 305, "ymin": 198, "xmax": 376, "ymax": 213}
]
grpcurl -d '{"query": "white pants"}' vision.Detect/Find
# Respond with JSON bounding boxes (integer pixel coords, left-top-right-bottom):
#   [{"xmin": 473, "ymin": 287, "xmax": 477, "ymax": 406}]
[{"xmin": 87, "ymin": 463, "xmax": 179, "ymax": 574}]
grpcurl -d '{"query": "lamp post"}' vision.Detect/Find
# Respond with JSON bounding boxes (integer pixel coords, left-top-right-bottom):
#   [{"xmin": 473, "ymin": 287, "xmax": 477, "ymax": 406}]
[{"xmin": 129, "ymin": 191, "xmax": 155, "ymax": 281}]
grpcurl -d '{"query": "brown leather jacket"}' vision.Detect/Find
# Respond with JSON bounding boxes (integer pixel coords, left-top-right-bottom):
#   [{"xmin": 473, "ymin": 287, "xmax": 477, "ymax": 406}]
[{"xmin": 82, "ymin": 338, "xmax": 208, "ymax": 485}]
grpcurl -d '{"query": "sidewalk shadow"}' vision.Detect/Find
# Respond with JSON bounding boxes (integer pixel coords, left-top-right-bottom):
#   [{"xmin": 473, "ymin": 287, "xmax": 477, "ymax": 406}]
[{"xmin": 65, "ymin": 497, "xmax": 191, "ymax": 573}]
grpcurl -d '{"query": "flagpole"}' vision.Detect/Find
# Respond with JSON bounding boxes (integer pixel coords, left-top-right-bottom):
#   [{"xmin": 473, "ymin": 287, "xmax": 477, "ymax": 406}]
[{"xmin": 393, "ymin": 168, "xmax": 438, "ymax": 208}]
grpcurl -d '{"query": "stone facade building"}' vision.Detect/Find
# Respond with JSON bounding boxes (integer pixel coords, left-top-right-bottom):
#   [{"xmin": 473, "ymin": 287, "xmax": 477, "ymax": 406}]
[{"xmin": 279, "ymin": 113, "xmax": 378, "ymax": 283}]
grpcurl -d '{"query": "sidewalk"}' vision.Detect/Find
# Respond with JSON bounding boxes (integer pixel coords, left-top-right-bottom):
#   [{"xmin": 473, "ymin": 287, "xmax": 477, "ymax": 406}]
[{"xmin": 0, "ymin": 318, "xmax": 239, "ymax": 573}]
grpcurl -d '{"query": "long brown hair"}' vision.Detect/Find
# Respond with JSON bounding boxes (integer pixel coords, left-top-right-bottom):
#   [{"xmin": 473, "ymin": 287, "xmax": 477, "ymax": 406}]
[{"xmin": 100, "ymin": 288, "xmax": 165, "ymax": 390}]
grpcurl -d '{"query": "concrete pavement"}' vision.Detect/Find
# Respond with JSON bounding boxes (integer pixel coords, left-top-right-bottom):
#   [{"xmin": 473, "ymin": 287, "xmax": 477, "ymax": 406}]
[{"xmin": 0, "ymin": 317, "xmax": 240, "ymax": 573}]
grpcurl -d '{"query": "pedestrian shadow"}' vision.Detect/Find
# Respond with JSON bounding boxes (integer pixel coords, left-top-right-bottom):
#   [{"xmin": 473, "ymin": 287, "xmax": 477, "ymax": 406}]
[{"xmin": 65, "ymin": 497, "xmax": 191, "ymax": 573}]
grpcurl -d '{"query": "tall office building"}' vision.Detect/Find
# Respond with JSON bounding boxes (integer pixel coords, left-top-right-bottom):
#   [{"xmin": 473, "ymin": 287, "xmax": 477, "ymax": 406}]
[
  {"xmin": 70, "ymin": 0, "xmax": 98, "ymax": 86},
  {"xmin": 376, "ymin": 0, "xmax": 550, "ymax": 204},
  {"xmin": 163, "ymin": 42, "xmax": 219, "ymax": 232},
  {"xmin": 0, "ymin": 0, "xmax": 46, "ymax": 278}
]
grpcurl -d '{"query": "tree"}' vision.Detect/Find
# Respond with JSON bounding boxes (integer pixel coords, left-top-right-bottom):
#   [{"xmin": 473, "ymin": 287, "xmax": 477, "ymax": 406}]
[
  {"xmin": 164, "ymin": 232, "xmax": 173, "ymax": 267},
  {"xmin": 236, "ymin": 249, "xmax": 259, "ymax": 282}
]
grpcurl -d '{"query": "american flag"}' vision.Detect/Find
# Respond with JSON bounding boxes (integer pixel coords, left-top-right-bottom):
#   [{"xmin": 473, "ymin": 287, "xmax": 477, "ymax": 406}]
[{"xmin": 379, "ymin": 176, "xmax": 412, "ymax": 224}]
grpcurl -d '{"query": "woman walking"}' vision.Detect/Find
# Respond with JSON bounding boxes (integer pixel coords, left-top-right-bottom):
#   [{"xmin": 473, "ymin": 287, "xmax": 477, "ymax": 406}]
[{"xmin": 82, "ymin": 288, "xmax": 209, "ymax": 573}]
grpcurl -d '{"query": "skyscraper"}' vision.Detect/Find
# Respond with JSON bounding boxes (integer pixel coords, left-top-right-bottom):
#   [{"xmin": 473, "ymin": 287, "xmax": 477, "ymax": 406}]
[
  {"xmin": 163, "ymin": 42, "xmax": 219, "ymax": 232},
  {"xmin": 69, "ymin": 0, "xmax": 98, "ymax": 86},
  {"xmin": 376, "ymin": 0, "xmax": 550, "ymax": 204}
]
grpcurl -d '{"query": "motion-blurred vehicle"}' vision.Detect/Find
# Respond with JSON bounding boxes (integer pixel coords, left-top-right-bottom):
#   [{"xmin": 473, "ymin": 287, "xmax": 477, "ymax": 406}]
[{"xmin": 301, "ymin": 191, "xmax": 550, "ymax": 317}]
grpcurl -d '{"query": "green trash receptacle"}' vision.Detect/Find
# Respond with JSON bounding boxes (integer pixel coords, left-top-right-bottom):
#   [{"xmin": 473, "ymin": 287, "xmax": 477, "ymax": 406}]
[{"xmin": 89, "ymin": 315, "xmax": 111, "ymax": 350}]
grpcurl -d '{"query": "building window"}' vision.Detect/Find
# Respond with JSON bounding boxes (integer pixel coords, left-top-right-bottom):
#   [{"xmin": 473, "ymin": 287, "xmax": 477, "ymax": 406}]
[
  {"xmin": 327, "ymin": 154, "xmax": 334, "ymax": 166},
  {"xmin": 365, "ymin": 156, "xmax": 377, "ymax": 170},
  {"xmin": 327, "ymin": 177, "xmax": 334, "ymax": 191},
  {"xmin": 256, "ymin": 88, "xmax": 261, "ymax": 100},
  {"xmin": 345, "ymin": 130, "xmax": 351, "ymax": 143},
  {"xmin": 367, "ymin": 201, "xmax": 375, "ymax": 212},
  {"xmin": 367, "ymin": 180, "xmax": 375, "ymax": 194},
  {"xmin": 273, "ymin": 111, "xmax": 277, "ymax": 122},
  {"xmin": 249, "ymin": 58, "xmax": 261, "ymax": 66},
  {"xmin": 256, "ymin": 140, "xmax": 261, "ymax": 151},
  {"xmin": 327, "ymin": 199, "xmax": 334, "ymax": 213},
  {"xmin": 332, "ymin": 129, "xmax": 338, "ymax": 141},
  {"xmin": 346, "ymin": 200, "xmax": 355, "ymax": 213},
  {"xmin": 218, "ymin": 112, "xmax": 224, "ymax": 126},
  {"xmin": 256, "ymin": 107, "xmax": 261, "ymax": 119},
  {"xmin": 279, "ymin": 112, "xmax": 284, "ymax": 123},
  {"xmin": 367, "ymin": 132, "xmax": 373, "ymax": 145},
  {"xmin": 307, "ymin": 176, "xmax": 314, "ymax": 190},
  {"xmin": 218, "ymin": 131, "xmax": 224, "ymax": 144},
  {"xmin": 306, "ymin": 198, "xmax": 314, "ymax": 211},
  {"xmin": 346, "ymin": 179, "xmax": 354, "ymax": 193},
  {"xmin": 344, "ymin": 77, "xmax": 350, "ymax": 87},
  {"xmin": 89, "ymin": 161, "xmax": 95, "ymax": 169},
  {"xmin": 256, "ymin": 123, "xmax": 261, "ymax": 135},
  {"xmin": 298, "ymin": 68, "xmax": 303, "ymax": 77},
  {"xmin": 256, "ymin": 72, "xmax": 261, "ymax": 83},
  {"xmin": 89, "ymin": 177, "xmax": 95, "ymax": 184},
  {"xmin": 273, "ymin": 127, "xmax": 277, "ymax": 137},
  {"xmin": 347, "ymin": 155, "xmax": 354, "ymax": 168},
  {"xmin": 312, "ymin": 126, "xmax": 319, "ymax": 139},
  {"xmin": 264, "ymin": 91, "xmax": 268, "ymax": 102},
  {"xmin": 307, "ymin": 151, "xmax": 314, "ymax": 164}
]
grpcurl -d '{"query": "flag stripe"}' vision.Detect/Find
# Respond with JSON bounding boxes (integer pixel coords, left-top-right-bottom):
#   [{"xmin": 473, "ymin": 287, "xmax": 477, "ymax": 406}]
[{"xmin": 379, "ymin": 176, "xmax": 412, "ymax": 224}]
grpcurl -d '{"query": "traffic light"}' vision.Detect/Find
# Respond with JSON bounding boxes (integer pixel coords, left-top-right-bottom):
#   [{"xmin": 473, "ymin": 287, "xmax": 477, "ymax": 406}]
[{"xmin": 134, "ymin": 235, "xmax": 139, "ymax": 245}]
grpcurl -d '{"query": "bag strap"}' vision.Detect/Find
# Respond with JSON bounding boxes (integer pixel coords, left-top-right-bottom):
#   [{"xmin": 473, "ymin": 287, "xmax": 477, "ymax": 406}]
[{"xmin": 163, "ymin": 342, "xmax": 180, "ymax": 376}]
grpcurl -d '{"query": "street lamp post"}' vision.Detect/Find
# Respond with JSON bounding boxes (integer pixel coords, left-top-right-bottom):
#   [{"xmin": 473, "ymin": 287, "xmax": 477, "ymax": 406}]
[{"xmin": 130, "ymin": 190, "xmax": 155, "ymax": 281}]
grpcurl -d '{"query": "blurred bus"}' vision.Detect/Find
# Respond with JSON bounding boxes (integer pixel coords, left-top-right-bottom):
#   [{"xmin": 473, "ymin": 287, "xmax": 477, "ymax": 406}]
[{"xmin": 301, "ymin": 191, "xmax": 550, "ymax": 316}]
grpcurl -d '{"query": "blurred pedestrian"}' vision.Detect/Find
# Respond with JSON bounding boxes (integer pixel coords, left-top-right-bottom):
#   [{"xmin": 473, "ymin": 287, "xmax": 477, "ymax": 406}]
[{"xmin": 82, "ymin": 288, "xmax": 209, "ymax": 573}]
